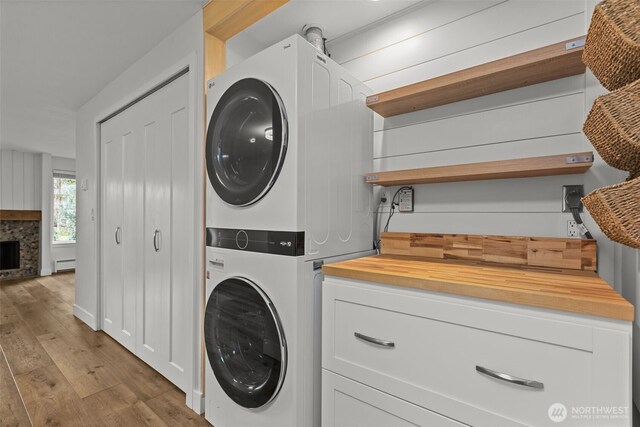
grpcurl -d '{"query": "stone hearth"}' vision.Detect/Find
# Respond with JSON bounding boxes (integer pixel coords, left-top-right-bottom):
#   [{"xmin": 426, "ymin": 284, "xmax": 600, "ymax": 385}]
[{"xmin": 0, "ymin": 211, "xmax": 41, "ymax": 280}]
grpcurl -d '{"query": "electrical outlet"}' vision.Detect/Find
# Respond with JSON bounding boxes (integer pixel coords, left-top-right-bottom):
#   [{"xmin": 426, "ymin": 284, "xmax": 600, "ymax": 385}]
[
  {"xmin": 562, "ymin": 185, "xmax": 584, "ymax": 213},
  {"xmin": 567, "ymin": 220, "xmax": 579, "ymax": 237}
]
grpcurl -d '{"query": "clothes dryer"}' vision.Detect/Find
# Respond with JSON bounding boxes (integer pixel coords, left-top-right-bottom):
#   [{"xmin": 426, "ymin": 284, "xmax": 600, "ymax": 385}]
[{"xmin": 205, "ymin": 34, "xmax": 373, "ymax": 260}]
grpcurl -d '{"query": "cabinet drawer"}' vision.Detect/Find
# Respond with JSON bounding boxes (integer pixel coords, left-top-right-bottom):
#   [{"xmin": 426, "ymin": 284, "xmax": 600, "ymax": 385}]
[
  {"xmin": 323, "ymin": 285, "xmax": 594, "ymax": 426},
  {"xmin": 322, "ymin": 369, "xmax": 464, "ymax": 427}
]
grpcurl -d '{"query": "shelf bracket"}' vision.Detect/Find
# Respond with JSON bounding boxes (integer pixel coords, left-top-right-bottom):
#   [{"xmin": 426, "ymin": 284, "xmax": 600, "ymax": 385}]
[
  {"xmin": 565, "ymin": 153, "xmax": 593, "ymax": 164},
  {"xmin": 566, "ymin": 38, "xmax": 586, "ymax": 50}
]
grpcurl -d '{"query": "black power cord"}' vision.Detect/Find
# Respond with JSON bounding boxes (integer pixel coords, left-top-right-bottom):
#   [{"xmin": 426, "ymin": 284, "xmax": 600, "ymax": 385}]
[
  {"xmin": 383, "ymin": 186, "xmax": 413, "ymax": 234},
  {"xmin": 565, "ymin": 189, "xmax": 593, "ymax": 239},
  {"xmin": 373, "ymin": 193, "xmax": 387, "ymax": 252}
]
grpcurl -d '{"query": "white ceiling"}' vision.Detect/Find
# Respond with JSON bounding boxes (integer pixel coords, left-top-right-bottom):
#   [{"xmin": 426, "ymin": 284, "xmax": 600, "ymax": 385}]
[
  {"xmin": 0, "ymin": 0, "xmax": 206, "ymax": 159},
  {"xmin": 227, "ymin": 0, "xmax": 424, "ymax": 65}
]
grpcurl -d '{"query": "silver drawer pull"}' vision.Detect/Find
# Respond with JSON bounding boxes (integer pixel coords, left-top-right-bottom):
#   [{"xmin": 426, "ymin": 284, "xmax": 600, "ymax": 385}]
[
  {"xmin": 476, "ymin": 365, "xmax": 544, "ymax": 390},
  {"xmin": 354, "ymin": 332, "xmax": 395, "ymax": 348}
]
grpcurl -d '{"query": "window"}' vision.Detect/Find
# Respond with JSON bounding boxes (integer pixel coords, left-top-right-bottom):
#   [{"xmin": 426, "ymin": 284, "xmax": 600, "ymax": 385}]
[{"xmin": 53, "ymin": 173, "xmax": 76, "ymax": 244}]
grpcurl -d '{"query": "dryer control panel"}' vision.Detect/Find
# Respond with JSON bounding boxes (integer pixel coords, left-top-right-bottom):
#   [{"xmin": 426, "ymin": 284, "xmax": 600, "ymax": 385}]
[{"xmin": 206, "ymin": 227, "xmax": 304, "ymax": 256}]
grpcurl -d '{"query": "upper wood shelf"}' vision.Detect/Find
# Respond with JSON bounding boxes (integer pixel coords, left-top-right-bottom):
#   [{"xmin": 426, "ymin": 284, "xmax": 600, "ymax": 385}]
[
  {"xmin": 366, "ymin": 152, "xmax": 593, "ymax": 186},
  {"xmin": 366, "ymin": 36, "xmax": 587, "ymax": 117}
]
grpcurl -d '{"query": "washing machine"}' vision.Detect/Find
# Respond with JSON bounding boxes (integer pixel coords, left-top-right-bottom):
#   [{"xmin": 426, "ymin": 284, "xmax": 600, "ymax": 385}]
[
  {"xmin": 204, "ymin": 245, "xmax": 373, "ymax": 427},
  {"xmin": 205, "ymin": 34, "xmax": 373, "ymax": 260}
]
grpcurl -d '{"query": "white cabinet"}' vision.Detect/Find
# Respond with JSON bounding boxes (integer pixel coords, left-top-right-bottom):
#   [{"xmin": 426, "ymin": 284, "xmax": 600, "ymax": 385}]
[
  {"xmin": 322, "ymin": 278, "xmax": 632, "ymax": 427},
  {"xmin": 323, "ymin": 370, "xmax": 464, "ymax": 426},
  {"xmin": 100, "ymin": 73, "xmax": 193, "ymax": 392}
]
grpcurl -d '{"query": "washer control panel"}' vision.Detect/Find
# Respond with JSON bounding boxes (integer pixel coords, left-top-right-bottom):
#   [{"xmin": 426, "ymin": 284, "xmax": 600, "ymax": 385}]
[{"xmin": 206, "ymin": 227, "xmax": 304, "ymax": 256}]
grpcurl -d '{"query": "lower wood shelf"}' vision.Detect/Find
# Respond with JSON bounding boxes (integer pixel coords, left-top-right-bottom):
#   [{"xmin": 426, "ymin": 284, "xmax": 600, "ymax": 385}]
[{"xmin": 366, "ymin": 152, "xmax": 593, "ymax": 186}]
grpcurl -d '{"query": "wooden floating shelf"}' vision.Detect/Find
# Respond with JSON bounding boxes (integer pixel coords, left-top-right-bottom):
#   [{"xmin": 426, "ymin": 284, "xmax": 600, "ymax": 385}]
[
  {"xmin": 366, "ymin": 36, "xmax": 587, "ymax": 117},
  {"xmin": 0, "ymin": 210, "xmax": 42, "ymax": 221},
  {"xmin": 366, "ymin": 152, "xmax": 593, "ymax": 186}
]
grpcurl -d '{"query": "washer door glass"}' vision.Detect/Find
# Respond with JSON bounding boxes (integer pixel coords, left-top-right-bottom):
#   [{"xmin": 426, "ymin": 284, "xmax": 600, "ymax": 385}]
[
  {"xmin": 204, "ymin": 277, "xmax": 287, "ymax": 409},
  {"xmin": 206, "ymin": 78, "xmax": 287, "ymax": 206}
]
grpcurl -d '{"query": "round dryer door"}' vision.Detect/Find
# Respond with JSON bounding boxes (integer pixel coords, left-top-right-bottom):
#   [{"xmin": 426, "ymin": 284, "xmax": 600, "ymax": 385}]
[
  {"xmin": 206, "ymin": 78, "xmax": 288, "ymax": 206},
  {"xmin": 204, "ymin": 277, "xmax": 287, "ymax": 408}
]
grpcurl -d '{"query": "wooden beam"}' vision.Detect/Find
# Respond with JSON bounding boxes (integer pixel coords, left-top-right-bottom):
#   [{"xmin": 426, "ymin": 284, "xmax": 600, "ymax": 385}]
[
  {"xmin": 0, "ymin": 210, "xmax": 42, "ymax": 221},
  {"xmin": 203, "ymin": 0, "xmax": 289, "ymax": 41},
  {"xmin": 204, "ymin": 34, "xmax": 226, "ymax": 84}
]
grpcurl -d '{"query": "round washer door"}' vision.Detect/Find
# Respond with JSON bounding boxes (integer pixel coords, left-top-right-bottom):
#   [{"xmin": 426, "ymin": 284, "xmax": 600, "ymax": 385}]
[
  {"xmin": 204, "ymin": 277, "xmax": 287, "ymax": 408},
  {"xmin": 206, "ymin": 78, "xmax": 288, "ymax": 206}
]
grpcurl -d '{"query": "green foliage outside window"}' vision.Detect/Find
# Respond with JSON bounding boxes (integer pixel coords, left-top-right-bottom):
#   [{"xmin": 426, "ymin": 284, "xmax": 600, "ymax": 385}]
[{"xmin": 53, "ymin": 177, "xmax": 76, "ymax": 243}]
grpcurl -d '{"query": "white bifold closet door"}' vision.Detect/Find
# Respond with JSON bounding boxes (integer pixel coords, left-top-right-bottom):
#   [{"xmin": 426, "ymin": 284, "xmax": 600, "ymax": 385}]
[{"xmin": 100, "ymin": 73, "xmax": 191, "ymax": 392}]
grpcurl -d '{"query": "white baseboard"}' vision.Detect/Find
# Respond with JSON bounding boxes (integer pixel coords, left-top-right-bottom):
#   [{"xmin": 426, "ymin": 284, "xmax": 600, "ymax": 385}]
[
  {"xmin": 73, "ymin": 304, "xmax": 98, "ymax": 330},
  {"xmin": 40, "ymin": 268, "xmax": 52, "ymax": 276},
  {"xmin": 190, "ymin": 390, "xmax": 205, "ymax": 415}
]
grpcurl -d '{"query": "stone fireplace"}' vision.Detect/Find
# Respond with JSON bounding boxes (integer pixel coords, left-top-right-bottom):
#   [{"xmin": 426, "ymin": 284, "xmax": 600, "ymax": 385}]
[{"xmin": 0, "ymin": 210, "xmax": 41, "ymax": 279}]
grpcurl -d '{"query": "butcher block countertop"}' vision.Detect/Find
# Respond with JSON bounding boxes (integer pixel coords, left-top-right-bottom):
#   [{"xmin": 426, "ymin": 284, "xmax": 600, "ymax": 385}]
[{"xmin": 322, "ymin": 254, "xmax": 634, "ymax": 321}]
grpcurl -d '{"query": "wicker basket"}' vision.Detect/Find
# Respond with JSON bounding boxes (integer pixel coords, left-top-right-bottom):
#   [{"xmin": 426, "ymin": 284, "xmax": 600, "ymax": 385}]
[
  {"xmin": 583, "ymin": 0, "xmax": 640, "ymax": 91},
  {"xmin": 583, "ymin": 79, "xmax": 640, "ymax": 176},
  {"xmin": 583, "ymin": 177, "xmax": 640, "ymax": 248}
]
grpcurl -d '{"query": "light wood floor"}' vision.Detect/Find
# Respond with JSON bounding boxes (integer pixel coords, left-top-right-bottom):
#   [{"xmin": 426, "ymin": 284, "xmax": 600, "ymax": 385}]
[{"xmin": 0, "ymin": 272, "xmax": 210, "ymax": 426}]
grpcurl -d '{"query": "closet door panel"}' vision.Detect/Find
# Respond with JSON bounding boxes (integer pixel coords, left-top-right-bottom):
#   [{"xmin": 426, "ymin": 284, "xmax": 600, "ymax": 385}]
[
  {"xmin": 121, "ymin": 105, "xmax": 143, "ymax": 350},
  {"xmin": 166, "ymin": 74, "xmax": 190, "ymax": 389},
  {"xmin": 140, "ymin": 95, "xmax": 165, "ymax": 367},
  {"xmin": 101, "ymin": 117, "xmax": 125, "ymax": 345}
]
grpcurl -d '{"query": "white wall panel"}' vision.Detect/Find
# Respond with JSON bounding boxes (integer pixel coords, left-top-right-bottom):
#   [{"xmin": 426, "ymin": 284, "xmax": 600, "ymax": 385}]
[
  {"xmin": 366, "ymin": 12, "xmax": 585, "ymax": 93},
  {"xmin": 12, "ymin": 151, "xmax": 24, "ymax": 209},
  {"xmin": 0, "ymin": 149, "xmax": 43, "ymax": 210},
  {"xmin": 376, "ymin": 75, "xmax": 585, "ymax": 131},
  {"xmin": 374, "ymin": 134, "xmax": 588, "ymax": 171},
  {"xmin": 378, "ymin": 175, "xmax": 584, "ymax": 214},
  {"xmin": 33, "ymin": 154, "xmax": 42, "ymax": 210},
  {"xmin": 40, "ymin": 153, "xmax": 53, "ymax": 276},
  {"xmin": 374, "ymin": 93, "xmax": 584, "ymax": 158},
  {"xmin": 328, "ymin": 0, "xmax": 503, "ymax": 64},
  {"xmin": 342, "ymin": 0, "xmax": 583, "ymax": 84},
  {"xmin": 1, "ymin": 150, "xmax": 13, "ymax": 209},
  {"xmin": 376, "ymin": 212, "xmax": 565, "ymax": 237},
  {"xmin": 22, "ymin": 152, "xmax": 35, "ymax": 210}
]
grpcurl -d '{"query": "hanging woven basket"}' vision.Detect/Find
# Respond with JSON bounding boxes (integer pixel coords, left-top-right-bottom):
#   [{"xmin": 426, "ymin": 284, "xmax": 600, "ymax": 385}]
[
  {"xmin": 583, "ymin": 79, "xmax": 640, "ymax": 176},
  {"xmin": 583, "ymin": 177, "xmax": 640, "ymax": 248},
  {"xmin": 583, "ymin": 0, "xmax": 640, "ymax": 91}
]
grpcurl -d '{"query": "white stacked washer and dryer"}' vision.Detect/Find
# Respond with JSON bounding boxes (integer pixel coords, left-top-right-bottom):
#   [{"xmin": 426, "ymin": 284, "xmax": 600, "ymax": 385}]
[{"xmin": 204, "ymin": 34, "xmax": 374, "ymax": 427}]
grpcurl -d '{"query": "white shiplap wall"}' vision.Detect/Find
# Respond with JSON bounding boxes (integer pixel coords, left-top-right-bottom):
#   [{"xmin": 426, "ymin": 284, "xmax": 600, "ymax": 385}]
[
  {"xmin": 327, "ymin": 0, "xmax": 625, "ymax": 286},
  {"xmin": 0, "ymin": 149, "xmax": 42, "ymax": 210}
]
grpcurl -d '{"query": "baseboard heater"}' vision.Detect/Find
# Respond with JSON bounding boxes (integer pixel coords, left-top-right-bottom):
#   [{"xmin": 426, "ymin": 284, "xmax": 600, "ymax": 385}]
[{"xmin": 54, "ymin": 259, "xmax": 76, "ymax": 272}]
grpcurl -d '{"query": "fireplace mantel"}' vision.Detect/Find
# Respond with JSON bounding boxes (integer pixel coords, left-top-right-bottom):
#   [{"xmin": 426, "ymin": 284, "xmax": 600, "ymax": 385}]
[{"xmin": 0, "ymin": 210, "xmax": 42, "ymax": 221}]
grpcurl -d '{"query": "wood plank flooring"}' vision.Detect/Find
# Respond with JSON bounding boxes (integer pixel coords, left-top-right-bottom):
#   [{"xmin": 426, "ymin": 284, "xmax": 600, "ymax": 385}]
[{"xmin": 0, "ymin": 273, "xmax": 209, "ymax": 426}]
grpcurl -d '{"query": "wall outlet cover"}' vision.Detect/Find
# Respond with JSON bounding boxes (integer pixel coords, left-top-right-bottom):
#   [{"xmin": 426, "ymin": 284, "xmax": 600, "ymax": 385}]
[
  {"xmin": 567, "ymin": 220, "xmax": 579, "ymax": 238},
  {"xmin": 398, "ymin": 188, "xmax": 414, "ymax": 212}
]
